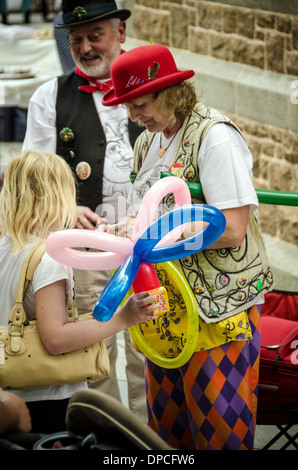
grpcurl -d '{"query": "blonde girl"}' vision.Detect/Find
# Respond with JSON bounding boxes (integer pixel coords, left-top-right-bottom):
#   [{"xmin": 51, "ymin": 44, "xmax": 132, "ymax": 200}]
[{"xmin": 0, "ymin": 151, "xmax": 159, "ymax": 433}]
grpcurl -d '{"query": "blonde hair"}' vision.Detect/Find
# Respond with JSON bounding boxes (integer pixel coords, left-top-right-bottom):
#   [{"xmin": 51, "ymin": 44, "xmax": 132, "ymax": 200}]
[{"xmin": 0, "ymin": 150, "xmax": 77, "ymax": 253}]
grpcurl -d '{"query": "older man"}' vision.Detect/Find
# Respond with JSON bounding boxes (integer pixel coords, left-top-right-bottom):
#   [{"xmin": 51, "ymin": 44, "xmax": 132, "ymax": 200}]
[{"xmin": 22, "ymin": 0, "xmax": 146, "ymax": 421}]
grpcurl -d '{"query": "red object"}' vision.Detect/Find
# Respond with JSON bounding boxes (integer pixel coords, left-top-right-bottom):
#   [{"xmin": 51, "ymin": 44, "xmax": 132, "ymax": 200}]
[
  {"xmin": 258, "ymin": 292, "xmax": 298, "ymax": 425},
  {"xmin": 262, "ymin": 291, "xmax": 298, "ymax": 321},
  {"xmin": 132, "ymin": 263, "xmax": 160, "ymax": 294},
  {"xmin": 75, "ymin": 66, "xmax": 112, "ymax": 93},
  {"xmin": 102, "ymin": 45, "xmax": 194, "ymax": 106}
]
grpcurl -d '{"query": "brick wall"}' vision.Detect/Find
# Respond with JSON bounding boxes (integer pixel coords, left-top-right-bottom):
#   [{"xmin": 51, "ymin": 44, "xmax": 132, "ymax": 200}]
[{"xmin": 131, "ymin": 1, "xmax": 298, "ymax": 247}]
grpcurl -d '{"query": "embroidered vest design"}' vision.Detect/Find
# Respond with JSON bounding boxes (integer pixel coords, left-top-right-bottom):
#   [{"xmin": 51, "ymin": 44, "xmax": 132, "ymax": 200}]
[{"xmin": 133, "ymin": 103, "xmax": 274, "ymax": 323}]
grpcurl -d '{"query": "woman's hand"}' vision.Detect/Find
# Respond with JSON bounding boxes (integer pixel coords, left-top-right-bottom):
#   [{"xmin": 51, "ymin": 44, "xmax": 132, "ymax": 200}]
[{"xmin": 96, "ymin": 216, "xmax": 135, "ymax": 239}]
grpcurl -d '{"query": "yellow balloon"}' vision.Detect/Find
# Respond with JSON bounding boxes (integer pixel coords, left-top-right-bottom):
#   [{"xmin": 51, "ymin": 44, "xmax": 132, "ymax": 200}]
[{"xmin": 129, "ymin": 261, "xmax": 199, "ymax": 368}]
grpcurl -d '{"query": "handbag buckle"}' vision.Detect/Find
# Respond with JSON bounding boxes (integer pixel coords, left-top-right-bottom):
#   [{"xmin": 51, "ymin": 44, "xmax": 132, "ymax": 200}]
[{"xmin": 8, "ymin": 323, "xmax": 24, "ymax": 337}]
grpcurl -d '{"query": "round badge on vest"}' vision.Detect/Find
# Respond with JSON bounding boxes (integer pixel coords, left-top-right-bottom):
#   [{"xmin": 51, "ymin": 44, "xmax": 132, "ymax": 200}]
[{"xmin": 76, "ymin": 161, "xmax": 91, "ymax": 180}]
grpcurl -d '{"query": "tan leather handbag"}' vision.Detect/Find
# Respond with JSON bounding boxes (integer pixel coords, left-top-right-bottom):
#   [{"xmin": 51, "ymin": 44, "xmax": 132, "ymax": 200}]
[{"xmin": 0, "ymin": 241, "xmax": 109, "ymax": 390}]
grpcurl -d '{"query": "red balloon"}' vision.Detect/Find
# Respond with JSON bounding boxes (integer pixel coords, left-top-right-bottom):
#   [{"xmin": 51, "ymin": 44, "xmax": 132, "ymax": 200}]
[{"xmin": 132, "ymin": 262, "xmax": 160, "ymax": 293}]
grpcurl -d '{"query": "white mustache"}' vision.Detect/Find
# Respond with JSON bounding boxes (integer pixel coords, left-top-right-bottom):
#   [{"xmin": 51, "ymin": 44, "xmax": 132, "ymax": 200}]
[{"xmin": 80, "ymin": 53, "xmax": 101, "ymax": 60}]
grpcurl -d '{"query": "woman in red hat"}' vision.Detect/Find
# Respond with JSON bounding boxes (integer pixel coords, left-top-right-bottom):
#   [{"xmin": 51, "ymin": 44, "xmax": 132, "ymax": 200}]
[{"xmin": 101, "ymin": 45, "xmax": 274, "ymax": 450}]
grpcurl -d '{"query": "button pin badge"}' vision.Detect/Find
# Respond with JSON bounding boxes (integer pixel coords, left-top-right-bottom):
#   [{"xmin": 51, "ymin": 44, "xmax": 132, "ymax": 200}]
[
  {"xmin": 76, "ymin": 161, "xmax": 91, "ymax": 180},
  {"xmin": 59, "ymin": 127, "xmax": 74, "ymax": 143},
  {"xmin": 73, "ymin": 6, "xmax": 87, "ymax": 21}
]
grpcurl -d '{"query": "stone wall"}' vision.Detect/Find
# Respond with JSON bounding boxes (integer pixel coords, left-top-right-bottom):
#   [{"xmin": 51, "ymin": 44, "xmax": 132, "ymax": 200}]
[
  {"xmin": 130, "ymin": 1, "xmax": 298, "ymax": 248},
  {"xmin": 133, "ymin": 0, "xmax": 298, "ymax": 75},
  {"xmin": 228, "ymin": 113, "xmax": 298, "ymax": 246}
]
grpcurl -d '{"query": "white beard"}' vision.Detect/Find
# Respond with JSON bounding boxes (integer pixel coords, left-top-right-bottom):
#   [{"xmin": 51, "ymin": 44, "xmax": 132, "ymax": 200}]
[{"xmin": 73, "ymin": 45, "xmax": 121, "ymax": 78}]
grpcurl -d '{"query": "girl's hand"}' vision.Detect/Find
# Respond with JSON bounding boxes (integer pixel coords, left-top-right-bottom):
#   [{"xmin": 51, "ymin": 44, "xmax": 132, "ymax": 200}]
[{"xmin": 116, "ymin": 292, "xmax": 162, "ymax": 328}]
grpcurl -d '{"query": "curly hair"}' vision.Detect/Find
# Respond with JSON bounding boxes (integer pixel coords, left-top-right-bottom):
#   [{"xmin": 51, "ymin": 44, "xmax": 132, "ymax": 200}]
[
  {"xmin": 153, "ymin": 81, "xmax": 198, "ymax": 128},
  {"xmin": 0, "ymin": 151, "xmax": 77, "ymax": 253}
]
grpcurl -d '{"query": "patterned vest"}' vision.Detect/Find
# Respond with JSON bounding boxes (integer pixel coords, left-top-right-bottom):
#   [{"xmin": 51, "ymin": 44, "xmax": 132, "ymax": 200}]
[{"xmin": 133, "ymin": 103, "xmax": 274, "ymax": 324}]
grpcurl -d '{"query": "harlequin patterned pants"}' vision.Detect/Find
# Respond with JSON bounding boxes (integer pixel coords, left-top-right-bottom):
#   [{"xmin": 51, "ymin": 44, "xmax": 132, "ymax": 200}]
[{"xmin": 145, "ymin": 305, "xmax": 261, "ymax": 450}]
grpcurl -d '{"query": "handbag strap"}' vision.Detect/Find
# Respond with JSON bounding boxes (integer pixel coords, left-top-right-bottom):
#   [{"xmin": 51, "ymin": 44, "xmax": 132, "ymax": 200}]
[
  {"xmin": 66, "ymin": 268, "xmax": 78, "ymax": 323},
  {"xmin": 9, "ymin": 241, "xmax": 46, "ymax": 322},
  {"xmin": 23, "ymin": 241, "xmax": 47, "ymax": 295},
  {"xmin": 8, "ymin": 241, "xmax": 78, "ymax": 353},
  {"xmin": 8, "ymin": 241, "xmax": 46, "ymax": 353}
]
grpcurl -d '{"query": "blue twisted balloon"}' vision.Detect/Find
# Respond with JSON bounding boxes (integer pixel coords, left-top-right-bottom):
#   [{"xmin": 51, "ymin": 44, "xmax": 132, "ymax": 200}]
[{"xmin": 93, "ymin": 204, "xmax": 226, "ymax": 321}]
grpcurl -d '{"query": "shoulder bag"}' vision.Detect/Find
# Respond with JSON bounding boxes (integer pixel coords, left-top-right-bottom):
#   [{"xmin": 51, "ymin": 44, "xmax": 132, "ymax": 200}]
[{"xmin": 0, "ymin": 241, "xmax": 109, "ymax": 390}]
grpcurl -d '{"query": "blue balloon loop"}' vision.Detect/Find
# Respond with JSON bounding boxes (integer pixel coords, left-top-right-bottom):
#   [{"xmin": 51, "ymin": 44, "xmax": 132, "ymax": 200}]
[
  {"xmin": 93, "ymin": 253, "xmax": 142, "ymax": 321},
  {"xmin": 93, "ymin": 203, "xmax": 226, "ymax": 322},
  {"xmin": 134, "ymin": 204, "xmax": 226, "ymax": 263}
]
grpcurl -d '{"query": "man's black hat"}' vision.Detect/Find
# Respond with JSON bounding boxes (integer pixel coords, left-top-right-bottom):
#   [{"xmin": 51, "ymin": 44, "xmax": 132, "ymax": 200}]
[{"xmin": 55, "ymin": 0, "xmax": 131, "ymax": 28}]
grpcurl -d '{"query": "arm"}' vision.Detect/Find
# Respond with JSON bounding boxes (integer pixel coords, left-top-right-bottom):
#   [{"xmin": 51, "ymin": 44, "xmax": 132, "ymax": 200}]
[
  {"xmin": 182, "ymin": 205, "xmax": 250, "ymax": 249},
  {"xmin": 102, "ymin": 206, "xmax": 249, "ymax": 249},
  {"xmin": 22, "ymin": 79, "xmax": 58, "ymax": 153},
  {"xmin": 34, "ymin": 280, "xmax": 160, "ymax": 355},
  {"xmin": 190, "ymin": 124, "xmax": 256, "ymax": 248}
]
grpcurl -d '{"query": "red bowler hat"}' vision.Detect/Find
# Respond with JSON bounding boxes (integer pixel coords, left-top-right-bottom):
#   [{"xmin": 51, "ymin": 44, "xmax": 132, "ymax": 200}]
[{"xmin": 102, "ymin": 45, "xmax": 195, "ymax": 106}]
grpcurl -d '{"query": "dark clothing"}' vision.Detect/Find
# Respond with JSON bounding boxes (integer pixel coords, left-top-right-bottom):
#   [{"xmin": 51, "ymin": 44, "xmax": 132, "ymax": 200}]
[
  {"xmin": 56, "ymin": 72, "xmax": 142, "ymax": 212},
  {"xmin": 26, "ymin": 399, "xmax": 69, "ymax": 434}
]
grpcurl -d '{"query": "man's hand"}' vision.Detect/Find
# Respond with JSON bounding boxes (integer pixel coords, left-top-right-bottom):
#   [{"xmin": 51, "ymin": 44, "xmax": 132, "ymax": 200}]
[{"xmin": 76, "ymin": 206, "xmax": 107, "ymax": 230}]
